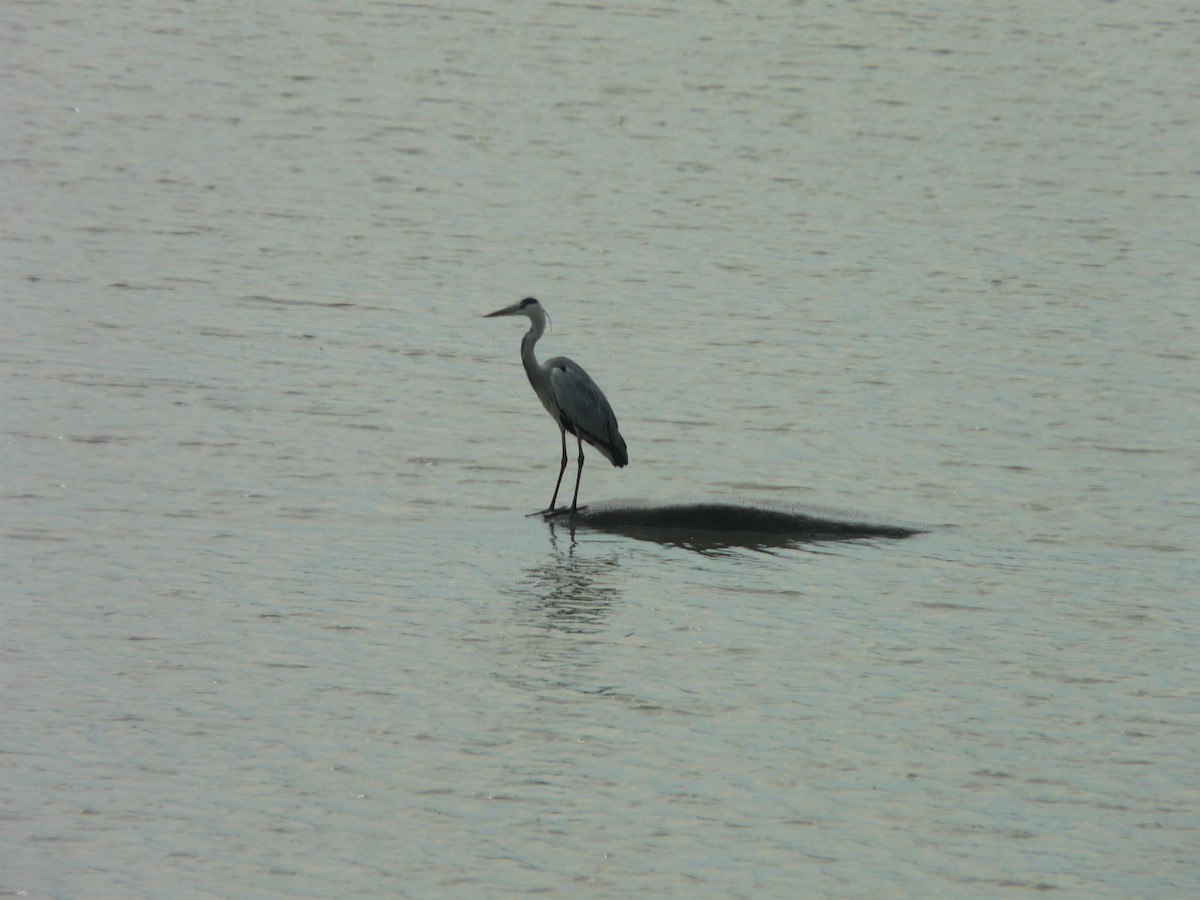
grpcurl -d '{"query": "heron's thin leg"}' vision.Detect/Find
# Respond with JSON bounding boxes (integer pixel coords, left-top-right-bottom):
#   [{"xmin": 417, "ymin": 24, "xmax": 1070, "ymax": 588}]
[
  {"xmin": 548, "ymin": 427, "xmax": 568, "ymax": 511},
  {"xmin": 569, "ymin": 434, "xmax": 585, "ymax": 513}
]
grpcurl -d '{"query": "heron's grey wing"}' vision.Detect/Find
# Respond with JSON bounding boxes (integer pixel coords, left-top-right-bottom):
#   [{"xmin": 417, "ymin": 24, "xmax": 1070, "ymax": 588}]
[{"xmin": 548, "ymin": 357, "xmax": 628, "ymax": 467}]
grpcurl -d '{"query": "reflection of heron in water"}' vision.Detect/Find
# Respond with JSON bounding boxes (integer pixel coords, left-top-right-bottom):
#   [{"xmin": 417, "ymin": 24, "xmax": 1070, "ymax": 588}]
[
  {"xmin": 510, "ymin": 525, "xmax": 622, "ymax": 634},
  {"xmin": 485, "ymin": 298, "xmax": 627, "ymax": 515}
]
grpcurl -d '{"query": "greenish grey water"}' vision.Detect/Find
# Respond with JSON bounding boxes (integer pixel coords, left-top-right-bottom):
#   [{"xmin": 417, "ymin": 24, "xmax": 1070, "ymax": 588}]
[{"xmin": 4, "ymin": 1, "xmax": 1198, "ymax": 896}]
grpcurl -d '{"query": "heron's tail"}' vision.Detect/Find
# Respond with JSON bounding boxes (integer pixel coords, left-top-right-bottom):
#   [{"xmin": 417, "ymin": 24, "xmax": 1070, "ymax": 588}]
[
  {"xmin": 600, "ymin": 430, "xmax": 628, "ymax": 468},
  {"xmin": 577, "ymin": 424, "xmax": 628, "ymax": 468}
]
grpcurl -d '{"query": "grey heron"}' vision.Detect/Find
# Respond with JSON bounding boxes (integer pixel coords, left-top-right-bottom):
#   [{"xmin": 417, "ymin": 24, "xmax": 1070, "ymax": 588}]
[{"xmin": 485, "ymin": 297, "xmax": 628, "ymax": 515}]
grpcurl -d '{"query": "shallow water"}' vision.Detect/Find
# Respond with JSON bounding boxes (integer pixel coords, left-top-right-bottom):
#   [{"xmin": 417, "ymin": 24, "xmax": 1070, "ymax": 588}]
[{"xmin": 4, "ymin": 1, "xmax": 1199, "ymax": 896}]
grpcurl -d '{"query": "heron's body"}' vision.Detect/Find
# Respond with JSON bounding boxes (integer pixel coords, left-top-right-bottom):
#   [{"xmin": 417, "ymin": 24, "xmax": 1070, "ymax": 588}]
[{"xmin": 486, "ymin": 297, "xmax": 627, "ymax": 513}]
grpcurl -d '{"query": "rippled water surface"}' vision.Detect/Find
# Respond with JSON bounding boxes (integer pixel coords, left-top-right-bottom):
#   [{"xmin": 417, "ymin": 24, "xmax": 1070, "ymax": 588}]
[{"xmin": 4, "ymin": 1, "xmax": 1198, "ymax": 896}]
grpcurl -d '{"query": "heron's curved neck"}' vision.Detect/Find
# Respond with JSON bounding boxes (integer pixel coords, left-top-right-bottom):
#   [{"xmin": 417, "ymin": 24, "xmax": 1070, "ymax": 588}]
[{"xmin": 520, "ymin": 309, "xmax": 547, "ymax": 382}]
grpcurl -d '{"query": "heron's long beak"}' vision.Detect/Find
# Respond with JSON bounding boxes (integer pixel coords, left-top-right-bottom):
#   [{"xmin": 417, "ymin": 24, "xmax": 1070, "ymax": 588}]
[{"xmin": 484, "ymin": 302, "xmax": 521, "ymax": 318}]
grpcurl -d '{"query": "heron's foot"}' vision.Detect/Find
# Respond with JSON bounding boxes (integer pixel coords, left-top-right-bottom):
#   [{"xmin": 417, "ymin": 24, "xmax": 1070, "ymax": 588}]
[
  {"xmin": 544, "ymin": 505, "xmax": 587, "ymax": 518},
  {"xmin": 527, "ymin": 506, "xmax": 564, "ymax": 517}
]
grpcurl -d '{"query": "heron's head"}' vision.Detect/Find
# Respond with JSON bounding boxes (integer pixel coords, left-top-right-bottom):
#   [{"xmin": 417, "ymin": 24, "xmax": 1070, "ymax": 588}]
[{"xmin": 484, "ymin": 297, "xmax": 550, "ymax": 329}]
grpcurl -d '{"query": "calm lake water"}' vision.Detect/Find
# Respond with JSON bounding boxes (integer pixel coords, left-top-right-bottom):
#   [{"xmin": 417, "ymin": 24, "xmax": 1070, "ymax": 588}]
[{"xmin": 4, "ymin": 1, "xmax": 1198, "ymax": 896}]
